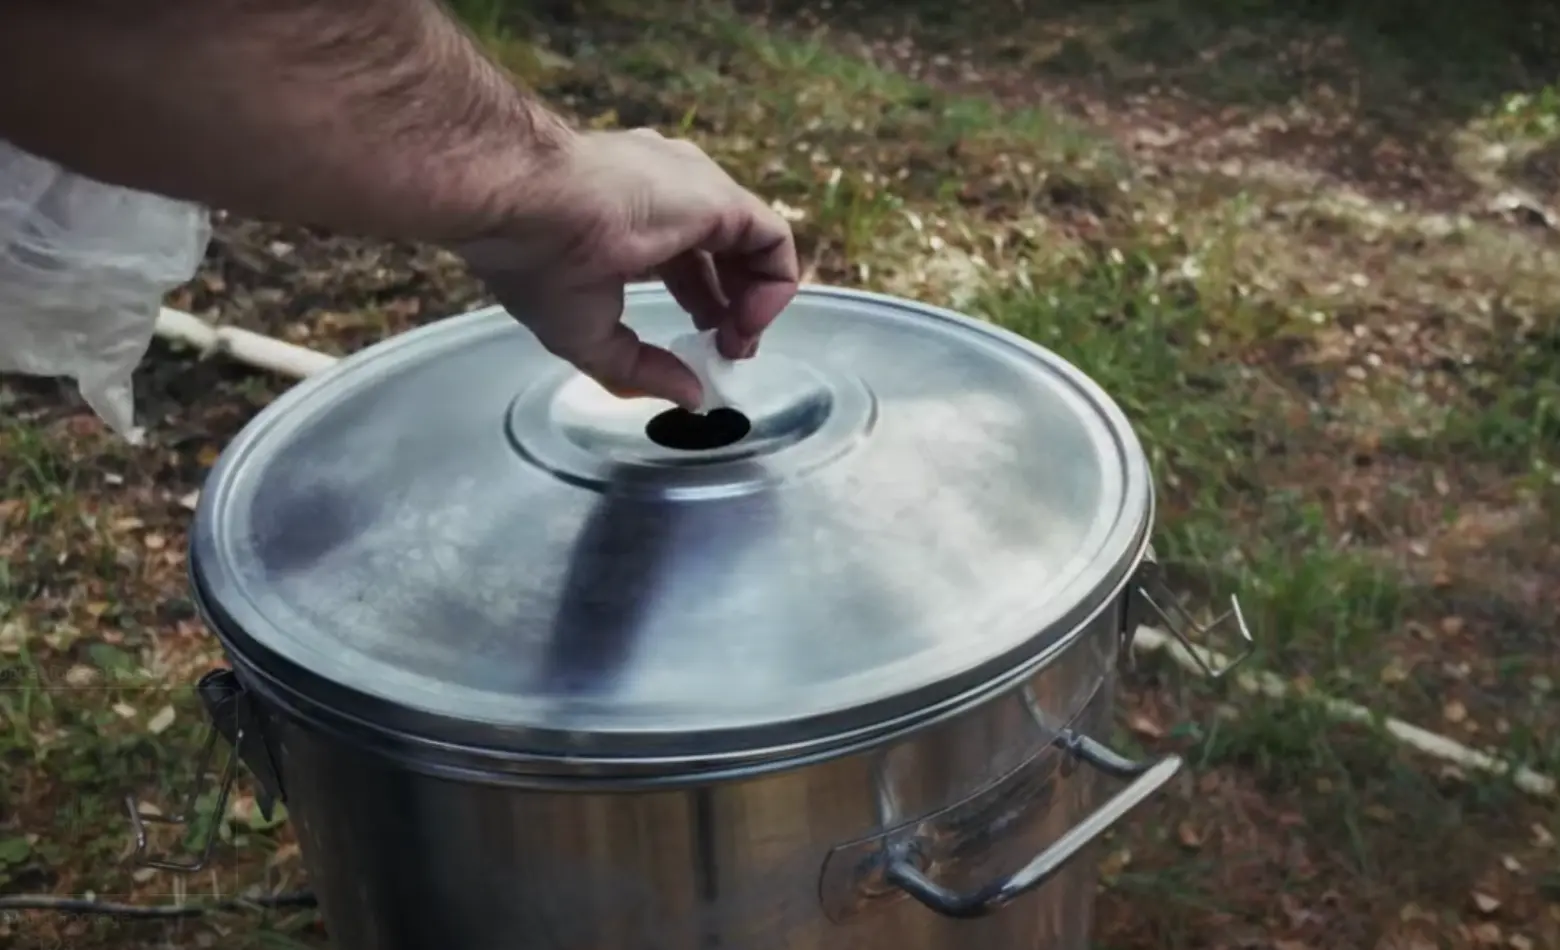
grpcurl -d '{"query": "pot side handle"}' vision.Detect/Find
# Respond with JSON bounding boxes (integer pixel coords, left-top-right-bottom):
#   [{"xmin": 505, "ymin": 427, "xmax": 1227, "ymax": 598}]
[
  {"xmin": 883, "ymin": 737, "xmax": 1182, "ymax": 919},
  {"xmin": 123, "ymin": 668, "xmax": 286, "ymax": 873}
]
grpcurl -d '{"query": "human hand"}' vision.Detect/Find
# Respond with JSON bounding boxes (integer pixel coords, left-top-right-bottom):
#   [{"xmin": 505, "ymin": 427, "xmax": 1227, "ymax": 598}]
[{"xmin": 455, "ymin": 128, "xmax": 799, "ymax": 409}]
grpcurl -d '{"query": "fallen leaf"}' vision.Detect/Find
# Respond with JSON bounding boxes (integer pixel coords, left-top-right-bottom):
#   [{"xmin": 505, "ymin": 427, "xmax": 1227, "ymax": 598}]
[
  {"xmin": 1127, "ymin": 712, "xmax": 1165, "ymax": 738},
  {"xmin": 1472, "ymin": 892, "xmax": 1501, "ymax": 914},
  {"xmin": 227, "ymin": 794, "xmax": 257, "ymax": 824},
  {"xmin": 1471, "ymin": 921, "xmax": 1503, "ymax": 944},
  {"xmin": 112, "ymin": 702, "xmax": 138, "ymax": 720},
  {"xmin": 266, "ymin": 842, "xmax": 302, "ymax": 870},
  {"xmin": 1176, "ymin": 821, "xmax": 1203, "ymax": 849},
  {"xmin": 146, "ymin": 705, "xmax": 176, "ymax": 736},
  {"xmin": 63, "ymin": 665, "xmax": 97, "ymax": 687},
  {"xmin": 1443, "ymin": 700, "xmax": 1468, "ymax": 723},
  {"xmin": 143, "ymin": 533, "xmax": 167, "ymax": 551},
  {"xmin": 67, "ymin": 414, "xmax": 103, "ymax": 437},
  {"xmin": 1508, "ymin": 935, "xmax": 1534, "ymax": 950},
  {"xmin": 1531, "ymin": 823, "xmax": 1554, "ymax": 848},
  {"xmin": 1099, "ymin": 847, "xmax": 1133, "ymax": 875}
]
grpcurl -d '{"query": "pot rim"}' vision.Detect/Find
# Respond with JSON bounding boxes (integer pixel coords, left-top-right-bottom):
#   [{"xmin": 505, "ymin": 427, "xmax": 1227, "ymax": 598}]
[{"xmin": 192, "ymin": 514, "xmax": 1151, "ymax": 789}]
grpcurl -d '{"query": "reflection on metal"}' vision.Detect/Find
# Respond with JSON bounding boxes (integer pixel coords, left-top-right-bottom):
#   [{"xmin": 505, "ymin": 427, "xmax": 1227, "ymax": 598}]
[{"xmin": 821, "ymin": 677, "xmax": 1180, "ymax": 923}]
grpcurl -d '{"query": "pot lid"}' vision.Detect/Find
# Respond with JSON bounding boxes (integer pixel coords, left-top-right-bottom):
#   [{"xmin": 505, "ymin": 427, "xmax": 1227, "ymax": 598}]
[{"xmin": 191, "ymin": 284, "xmax": 1151, "ymax": 770}]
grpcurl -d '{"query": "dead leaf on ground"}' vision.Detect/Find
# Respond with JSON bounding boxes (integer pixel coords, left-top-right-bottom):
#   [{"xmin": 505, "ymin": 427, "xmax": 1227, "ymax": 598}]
[
  {"xmin": 1176, "ymin": 821, "xmax": 1203, "ymax": 850},
  {"xmin": 1127, "ymin": 712, "xmax": 1166, "ymax": 738}
]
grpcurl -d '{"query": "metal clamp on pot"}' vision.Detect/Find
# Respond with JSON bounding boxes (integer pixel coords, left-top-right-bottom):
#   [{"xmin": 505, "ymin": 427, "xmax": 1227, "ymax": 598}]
[
  {"xmin": 123, "ymin": 668, "xmax": 286, "ymax": 872},
  {"xmin": 1122, "ymin": 546, "xmax": 1255, "ymax": 679}
]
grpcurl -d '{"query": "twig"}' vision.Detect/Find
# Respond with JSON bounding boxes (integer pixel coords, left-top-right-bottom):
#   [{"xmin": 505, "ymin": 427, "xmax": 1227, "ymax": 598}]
[
  {"xmin": 1132, "ymin": 626, "xmax": 1558, "ymax": 800},
  {"xmin": 0, "ymin": 890, "xmax": 316, "ymax": 919}
]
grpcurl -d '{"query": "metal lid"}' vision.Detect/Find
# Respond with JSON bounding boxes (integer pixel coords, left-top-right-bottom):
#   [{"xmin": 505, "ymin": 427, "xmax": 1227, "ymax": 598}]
[{"xmin": 191, "ymin": 284, "xmax": 1152, "ymax": 771}]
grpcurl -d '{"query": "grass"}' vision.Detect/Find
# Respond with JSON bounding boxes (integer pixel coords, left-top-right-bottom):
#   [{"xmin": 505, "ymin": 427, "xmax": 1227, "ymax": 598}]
[{"xmin": 3, "ymin": 1, "xmax": 1560, "ymax": 948}]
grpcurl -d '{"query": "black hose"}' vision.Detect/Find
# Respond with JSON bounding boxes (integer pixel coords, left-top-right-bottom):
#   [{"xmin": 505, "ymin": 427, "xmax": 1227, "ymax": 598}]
[{"xmin": 0, "ymin": 889, "xmax": 317, "ymax": 919}]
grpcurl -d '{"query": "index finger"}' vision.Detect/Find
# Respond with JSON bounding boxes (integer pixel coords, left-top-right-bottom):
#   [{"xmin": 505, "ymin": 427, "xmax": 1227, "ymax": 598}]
[{"xmin": 700, "ymin": 191, "xmax": 799, "ymax": 349}]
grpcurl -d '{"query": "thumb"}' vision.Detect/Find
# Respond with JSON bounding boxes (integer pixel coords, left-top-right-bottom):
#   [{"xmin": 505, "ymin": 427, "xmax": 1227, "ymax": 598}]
[{"xmin": 571, "ymin": 323, "xmax": 704, "ymax": 410}]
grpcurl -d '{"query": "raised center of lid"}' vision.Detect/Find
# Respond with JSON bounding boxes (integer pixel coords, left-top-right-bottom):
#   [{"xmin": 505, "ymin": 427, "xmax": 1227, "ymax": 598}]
[{"xmin": 504, "ymin": 354, "xmax": 876, "ymax": 496}]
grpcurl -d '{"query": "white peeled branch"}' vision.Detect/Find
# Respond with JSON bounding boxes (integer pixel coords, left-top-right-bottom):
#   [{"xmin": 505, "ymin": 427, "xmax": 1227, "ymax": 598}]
[
  {"xmin": 150, "ymin": 306, "xmax": 1557, "ymax": 802},
  {"xmin": 155, "ymin": 307, "xmax": 339, "ymax": 380},
  {"xmin": 1132, "ymin": 626, "xmax": 1557, "ymax": 800}
]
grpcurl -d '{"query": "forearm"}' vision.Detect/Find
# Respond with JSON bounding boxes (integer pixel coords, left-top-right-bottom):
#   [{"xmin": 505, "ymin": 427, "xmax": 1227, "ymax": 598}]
[{"xmin": 0, "ymin": 0, "xmax": 574, "ymax": 244}]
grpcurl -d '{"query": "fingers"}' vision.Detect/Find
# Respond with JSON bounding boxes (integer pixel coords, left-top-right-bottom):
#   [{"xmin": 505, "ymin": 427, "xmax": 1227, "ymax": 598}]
[
  {"xmin": 656, "ymin": 250, "xmax": 727, "ymax": 331},
  {"xmin": 700, "ymin": 195, "xmax": 799, "ymax": 358},
  {"xmin": 500, "ymin": 280, "xmax": 704, "ymax": 410},
  {"xmin": 625, "ymin": 128, "xmax": 799, "ymax": 357},
  {"xmin": 571, "ymin": 323, "xmax": 703, "ymax": 411}
]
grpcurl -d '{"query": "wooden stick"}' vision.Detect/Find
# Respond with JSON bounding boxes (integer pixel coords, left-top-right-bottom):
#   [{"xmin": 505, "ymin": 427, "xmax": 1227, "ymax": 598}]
[
  {"xmin": 150, "ymin": 306, "xmax": 1558, "ymax": 802},
  {"xmin": 1132, "ymin": 626, "xmax": 1557, "ymax": 800}
]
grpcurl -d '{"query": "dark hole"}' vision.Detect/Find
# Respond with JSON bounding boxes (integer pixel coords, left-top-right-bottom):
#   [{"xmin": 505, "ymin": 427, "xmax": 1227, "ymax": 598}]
[{"xmin": 645, "ymin": 407, "xmax": 751, "ymax": 451}]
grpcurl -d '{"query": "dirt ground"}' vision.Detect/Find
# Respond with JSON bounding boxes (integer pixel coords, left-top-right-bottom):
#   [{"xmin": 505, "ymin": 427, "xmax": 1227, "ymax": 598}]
[{"xmin": 1, "ymin": 2, "xmax": 1557, "ymax": 948}]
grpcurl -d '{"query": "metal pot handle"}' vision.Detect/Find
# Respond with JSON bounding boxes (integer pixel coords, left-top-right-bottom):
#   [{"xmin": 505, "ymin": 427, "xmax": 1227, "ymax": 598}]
[
  {"xmin": 881, "ymin": 735, "xmax": 1181, "ymax": 919},
  {"xmin": 123, "ymin": 668, "xmax": 286, "ymax": 872}
]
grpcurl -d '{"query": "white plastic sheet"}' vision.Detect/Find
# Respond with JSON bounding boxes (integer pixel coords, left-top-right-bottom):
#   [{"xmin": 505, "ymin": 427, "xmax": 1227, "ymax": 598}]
[{"xmin": 0, "ymin": 140, "xmax": 210, "ymax": 441}]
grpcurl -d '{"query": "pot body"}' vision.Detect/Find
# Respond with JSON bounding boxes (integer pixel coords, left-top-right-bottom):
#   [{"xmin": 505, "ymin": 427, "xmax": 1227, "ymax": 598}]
[{"xmin": 245, "ymin": 599, "xmax": 1125, "ymax": 950}]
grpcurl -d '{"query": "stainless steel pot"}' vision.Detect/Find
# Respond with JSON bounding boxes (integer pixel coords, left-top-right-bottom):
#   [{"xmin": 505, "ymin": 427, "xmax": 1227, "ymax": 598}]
[{"xmin": 128, "ymin": 285, "xmax": 1252, "ymax": 950}]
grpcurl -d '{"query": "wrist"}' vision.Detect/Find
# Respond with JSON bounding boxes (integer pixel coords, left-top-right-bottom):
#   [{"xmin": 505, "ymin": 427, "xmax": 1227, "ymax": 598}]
[{"xmin": 440, "ymin": 95, "xmax": 579, "ymax": 243}]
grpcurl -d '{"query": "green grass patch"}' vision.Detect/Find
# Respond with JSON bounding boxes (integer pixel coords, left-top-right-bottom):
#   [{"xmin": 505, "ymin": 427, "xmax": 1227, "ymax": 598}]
[{"xmin": 979, "ymin": 245, "xmax": 1412, "ymax": 699}]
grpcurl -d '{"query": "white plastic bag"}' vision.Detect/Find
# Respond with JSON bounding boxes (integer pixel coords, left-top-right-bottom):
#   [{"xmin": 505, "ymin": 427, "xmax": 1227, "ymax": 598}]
[
  {"xmin": 667, "ymin": 329, "xmax": 738, "ymax": 413},
  {"xmin": 0, "ymin": 139, "xmax": 210, "ymax": 441}
]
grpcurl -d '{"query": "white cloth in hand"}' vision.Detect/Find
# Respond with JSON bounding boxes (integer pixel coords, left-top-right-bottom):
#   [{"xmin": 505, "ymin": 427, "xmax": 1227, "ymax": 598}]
[{"xmin": 667, "ymin": 329, "xmax": 738, "ymax": 413}]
